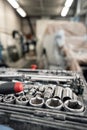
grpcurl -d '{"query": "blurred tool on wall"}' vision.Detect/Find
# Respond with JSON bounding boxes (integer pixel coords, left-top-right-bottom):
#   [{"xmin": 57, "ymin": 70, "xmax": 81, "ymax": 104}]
[{"xmin": 25, "ymin": 33, "xmax": 37, "ymax": 56}]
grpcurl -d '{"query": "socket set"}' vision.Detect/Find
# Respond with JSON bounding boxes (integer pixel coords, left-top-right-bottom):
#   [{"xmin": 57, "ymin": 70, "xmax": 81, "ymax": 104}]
[
  {"xmin": 0, "ymin": 83, "xmax": 85, "ymax": 113},
  {"xmin": 0, "ymin": 68, "xmax": 87, "ymax": 130}
]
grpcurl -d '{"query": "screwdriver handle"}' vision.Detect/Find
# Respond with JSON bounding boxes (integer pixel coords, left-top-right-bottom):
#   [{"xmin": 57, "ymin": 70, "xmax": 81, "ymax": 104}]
[{"xmin": 0, "ymin": 82, "xmax": 24, "ymax": 94}]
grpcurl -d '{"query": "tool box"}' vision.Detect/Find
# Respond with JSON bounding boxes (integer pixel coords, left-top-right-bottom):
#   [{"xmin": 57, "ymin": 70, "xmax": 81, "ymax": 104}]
[{"xmin": 0, "ymin": 68, "xmax": 87, "ymax": 130}]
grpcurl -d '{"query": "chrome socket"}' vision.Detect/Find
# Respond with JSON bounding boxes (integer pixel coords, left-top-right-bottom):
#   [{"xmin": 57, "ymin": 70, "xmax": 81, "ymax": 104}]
[
  {"xmin": 54, "ymin": 86, "xmax": 63, "ymax": 99},
  {"xmin": 26, "ymin": 88, "xmax": 36, "ymax": 100},
  {"xmin": 3, "ymin": 94, "xmax": 15, "ymax": 104},
  {"xmin": 72, "ymin": 93, "xmax": 77, "ymax": 100},
  {"xmin": 62, "ymin": 87, "xmax": 73, "ymax": 102},
  {"xmin": 64, "ymin": 99, "xmax": 85, "ymax": 113},
  {"xmin": 29, "ymin": 97, "xmax": 44, "ymax": 107},
  {"xmin": 16, "ymin": 95, "xmax": 29, "ymax": 106},
  {"xmin": 39, "ymin": 85, "xmax": 45, "ymax": 92},
  {"xmin": 44, "ymin": 85, "xmax": 55, "ymax": 100},
  {"xmin": 45, "ymin": 98, "xmax": 63, "ymax": 110},
  {"xmin": 35, "ymin": 91, "xmax": 43, "ymax": 98}
]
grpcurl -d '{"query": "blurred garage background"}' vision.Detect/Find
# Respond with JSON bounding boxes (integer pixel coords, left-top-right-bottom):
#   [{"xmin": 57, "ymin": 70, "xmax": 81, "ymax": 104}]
[{"xmin": 0, "ymin": 0, "xmax": 87, "ymax": 79}]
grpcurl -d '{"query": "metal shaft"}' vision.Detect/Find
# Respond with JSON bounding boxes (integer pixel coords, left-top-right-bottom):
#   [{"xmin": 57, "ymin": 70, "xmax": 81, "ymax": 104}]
[
  {"xmin": 44, "ymin": 85, "xmax": 55, "ymax": 100},
  {"xmin": 62, "ymin": 87, "xmax": 73, "ymax": 102},
  {"xmin": 54, "ymin": 86, "xmax": 63, "ymax": 99}
]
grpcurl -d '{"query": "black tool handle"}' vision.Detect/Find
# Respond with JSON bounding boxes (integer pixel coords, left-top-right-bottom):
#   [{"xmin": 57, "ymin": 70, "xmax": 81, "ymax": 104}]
[{"xmin": 0, "ymin": 82, "xmax": 24, "ymax": 94}]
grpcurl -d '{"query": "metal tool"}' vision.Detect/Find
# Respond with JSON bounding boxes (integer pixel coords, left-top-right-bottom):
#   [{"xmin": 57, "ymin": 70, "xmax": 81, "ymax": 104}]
[
  {"xmin": 38, "ymin": 85, "xmax": 45, "ymax": 92},
  {"xmin": 3, "ymin": 94, "xmax": 15, "ymax": 104},
  {"xmin": 62, "ymin": 87, "xmax": 73, "ymax": 102},
  {"xmin": 29, "ymin": 97, "xmax": 44, "ymax": 107},
  {"xmin": 44, "ymin": 85, "xmax": 55, "ymax": 100},
  {"xmin": 29, "ymin": 89, "xmax": 44, "ymax": 107},
  {"xmin": 0, "ymin": 70, "xmax": 84, "ymax": 96},
  {"xmin": 35, "ymin": 91, "xmax": 43, "ymax": 98},
  {"xmin": 45, "ymin": 98, "xmax": 63, "ymax": 110},
  {"xmin": 26, "ymin": 88, "xmax": 36, "ymax": 100},
  {"xmin": 72, "ymin": 93, "xmax": 77, "ymax": 100},
  {"xmin": 16, "ymin": 95, "xmax": 29, "ymax": 106},
  {"xmin": 0, "ymin": 72, "xmax": 77, "ymax": 82},
  {"xmin": 64, "ymin": 99, "xmax": 85, "ymax": 113},
  {"xmin": 54, "ymin": 86, "xmax": 63, "ymax": 99}
]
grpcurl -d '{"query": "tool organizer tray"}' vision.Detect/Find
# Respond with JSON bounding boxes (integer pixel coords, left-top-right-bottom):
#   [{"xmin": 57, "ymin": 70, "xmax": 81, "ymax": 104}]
[{"xmin": 0, "ymin": 68, "xmax": 87, "ymax": 130}]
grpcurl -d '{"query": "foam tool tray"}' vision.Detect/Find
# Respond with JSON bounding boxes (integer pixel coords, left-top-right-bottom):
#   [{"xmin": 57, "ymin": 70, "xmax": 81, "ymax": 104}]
[{"xmin": 0, "ymin": 68, "xmax": 87, "ymax": 130}]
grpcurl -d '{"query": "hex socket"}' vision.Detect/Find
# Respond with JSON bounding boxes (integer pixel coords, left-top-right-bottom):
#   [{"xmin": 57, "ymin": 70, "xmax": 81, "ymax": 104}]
[
  {"xmin": 54, "ymin": 86, "xmax": 63, "ymax": 99},
  {"xmin": 64, "ymin": 100, "xmax": 85, "ymax": 113},
  {"xmin": 62, "ymin": 87, "xmax": 73, "ymax": 102},
  {"xmin": 16, "ymin": 95, "xmax": 29, "ymax": 106},
  {"xmin": 3, "ymin": 94, "xmax": 15, "ymax": 104},
  {"xmin": 45, "ymin": 98, "xmax": 63, "ymax": 110},
  {"xmin": 29, "ymin": 97, "xmax": 44, "ymax": 107}
]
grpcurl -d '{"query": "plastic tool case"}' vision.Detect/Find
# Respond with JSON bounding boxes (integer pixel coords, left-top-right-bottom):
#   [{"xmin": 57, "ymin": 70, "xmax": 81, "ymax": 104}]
[{"xmin": 0, "ymin": 68, "xmax": 86, "ymax": 130}]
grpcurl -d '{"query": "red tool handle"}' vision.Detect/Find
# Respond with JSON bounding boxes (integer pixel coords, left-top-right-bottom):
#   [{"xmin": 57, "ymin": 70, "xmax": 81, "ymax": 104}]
[{"xmin": 0, "ymin": 82, "xmax": 24, "ymax": 94}]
